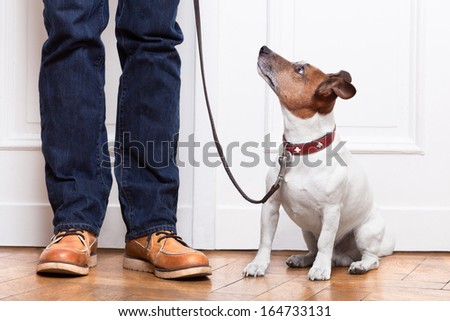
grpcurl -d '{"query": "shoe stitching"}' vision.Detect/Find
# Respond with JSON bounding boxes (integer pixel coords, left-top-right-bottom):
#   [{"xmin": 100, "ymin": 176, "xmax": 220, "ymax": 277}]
[
  {"xmin": 48, "ymin": 229, "xmax": 91, "ymax": 253},
  {"xmin": 155, "ymin": 231, "xmax": 188, "ymax": 247},
  {"xmin": 133, "ymin": 232, "xmax": 194, "ymax": 266}
]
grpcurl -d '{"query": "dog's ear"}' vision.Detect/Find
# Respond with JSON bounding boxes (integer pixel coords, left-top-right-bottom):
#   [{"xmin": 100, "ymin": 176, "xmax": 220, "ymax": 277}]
[
  {"xmin": 327, "ymin": 70, "xmax": 352, "ymax": 83},
  {"xmin": 316, "ymin": 71, "xmax": 356, "ymax": 100}
]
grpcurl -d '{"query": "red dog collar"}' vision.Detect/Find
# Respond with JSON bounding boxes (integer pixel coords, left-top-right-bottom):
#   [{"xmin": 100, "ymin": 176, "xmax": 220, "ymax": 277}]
[{"xmin": 283, "ymin": 127, "xmax": 336, "ymax": 155}]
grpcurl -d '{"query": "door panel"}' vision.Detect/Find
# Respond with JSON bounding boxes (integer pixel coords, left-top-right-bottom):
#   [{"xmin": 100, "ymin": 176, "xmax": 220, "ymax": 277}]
[
  {"xmin": 192, "ymin": 0, "xmax": 450, "ymax": 251},
  {"xmin": 2, "ymin": 0, "xmax": 450, "ymax": 251},
  {"xmin": 0, "ymin": 0, "xmax": 196, "ymax": 247}
]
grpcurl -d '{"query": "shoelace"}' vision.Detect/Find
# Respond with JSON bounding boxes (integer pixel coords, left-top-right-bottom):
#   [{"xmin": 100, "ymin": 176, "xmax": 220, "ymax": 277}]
[
  {"xmin": 49, "ymin": 229, "xmax": 87, "ymax": 248},
  {"xmin": 153, "ymin": 231, "xmax": 188, "ymax": 247},
  {"xmin": 56, "ymin": 229, "xmax": 86, "ymax": 240}
]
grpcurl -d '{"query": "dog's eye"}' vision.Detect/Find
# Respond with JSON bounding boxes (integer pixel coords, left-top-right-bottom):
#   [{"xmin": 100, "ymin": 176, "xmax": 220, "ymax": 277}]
[{"xmin": 295, "ymin": 65, "xmax": 305, "ymax": 75}]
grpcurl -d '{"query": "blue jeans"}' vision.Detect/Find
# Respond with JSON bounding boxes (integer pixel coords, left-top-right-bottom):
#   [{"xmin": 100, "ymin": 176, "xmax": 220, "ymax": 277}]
[{"xmin": 39, "ymin": 0, "xmax": 183, "ymax": 240}]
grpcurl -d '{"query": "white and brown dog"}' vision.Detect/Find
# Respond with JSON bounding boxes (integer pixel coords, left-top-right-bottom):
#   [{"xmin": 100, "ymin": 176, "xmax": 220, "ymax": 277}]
[{"xmin": 244, "ymin": 46, "xmax": 394, "ymax": 280}]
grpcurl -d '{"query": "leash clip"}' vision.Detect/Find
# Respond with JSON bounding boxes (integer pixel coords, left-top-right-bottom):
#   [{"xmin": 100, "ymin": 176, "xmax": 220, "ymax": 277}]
[{"xmin": 275, "ymin": 150, "xmax": 291, "ymax": 187}]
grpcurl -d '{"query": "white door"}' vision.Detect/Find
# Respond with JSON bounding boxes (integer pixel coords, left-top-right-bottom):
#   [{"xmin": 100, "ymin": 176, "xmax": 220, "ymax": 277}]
[
  {"xmin": 2, "ymin": 0, "xmax": 450, "ymax": 252},
  {"xmin": 0, "ymin": 0, "xmax": 197, "ymax": 247},
  {"xmin": 190, "ymin": 0, "xmax": 450, "ymax": 251}
]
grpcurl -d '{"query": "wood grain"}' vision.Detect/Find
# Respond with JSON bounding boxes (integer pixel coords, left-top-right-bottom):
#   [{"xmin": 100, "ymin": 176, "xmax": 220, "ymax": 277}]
[{"xmin": 0, "ymin": 248, "xmax": 449, "ymax": 301}]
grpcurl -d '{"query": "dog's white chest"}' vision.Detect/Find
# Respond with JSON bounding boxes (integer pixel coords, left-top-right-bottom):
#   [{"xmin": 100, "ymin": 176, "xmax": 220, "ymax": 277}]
[
  {"xmin": 277, "ymin": 152, "xmax": 351, "ymax": 232},
  {"xmin": 279, "ymin": 170, "xmax": 329, "ymax": 233},
  {"xmin": 281, "ymin": 189, "xmax": 323, "ymax": 233}
]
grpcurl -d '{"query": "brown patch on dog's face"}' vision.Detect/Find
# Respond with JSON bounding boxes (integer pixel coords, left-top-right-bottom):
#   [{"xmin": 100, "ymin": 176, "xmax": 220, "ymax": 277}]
[{"xmin": 257, "ymin": 46, "xmax": 356, "ymax": 119}]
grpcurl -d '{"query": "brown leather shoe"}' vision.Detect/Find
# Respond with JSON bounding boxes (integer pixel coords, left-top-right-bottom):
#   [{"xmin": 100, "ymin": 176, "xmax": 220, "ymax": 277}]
[
  {"xmin": 123, "ymin": 231, "xmax": 212, "ymax": 279},
  {"xmin": 36, "ymin": 229, "xmax": 97, "ymax": 276}
]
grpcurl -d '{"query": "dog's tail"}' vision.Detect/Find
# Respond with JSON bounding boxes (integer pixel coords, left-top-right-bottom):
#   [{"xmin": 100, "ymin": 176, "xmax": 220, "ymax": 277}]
[{"xmin": 378, "ymin": 233, "xmax": 395, "ymax": 257}]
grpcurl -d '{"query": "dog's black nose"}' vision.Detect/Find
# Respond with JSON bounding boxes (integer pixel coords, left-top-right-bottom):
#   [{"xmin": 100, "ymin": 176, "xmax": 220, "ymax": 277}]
[{"xmin": 260, "ymin": 46, "xmax": 271, "ymax": 55}]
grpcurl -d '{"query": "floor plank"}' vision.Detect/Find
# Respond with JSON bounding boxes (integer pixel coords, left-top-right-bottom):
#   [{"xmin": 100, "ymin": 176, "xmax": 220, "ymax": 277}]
[{"xmin": 0, "ymin": 248, "xmax": 449, "ymax": 301}]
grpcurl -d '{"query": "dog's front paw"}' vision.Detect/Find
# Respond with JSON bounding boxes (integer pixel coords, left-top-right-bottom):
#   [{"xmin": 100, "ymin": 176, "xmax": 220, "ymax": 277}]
[
  {"xmin": 243, "ymin": 261, "xmax": 269, "ymax": 277},
  {"xmin": 308, "ymin": 266, "xmax": 331, "ymax": 281}
]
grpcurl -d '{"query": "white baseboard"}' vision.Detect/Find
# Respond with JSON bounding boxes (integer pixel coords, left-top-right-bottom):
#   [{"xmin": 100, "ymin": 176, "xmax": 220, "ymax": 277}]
[
  {"xmin": 381, "ymin": 206, "xmax": 450, "ymax": 251},
  {"xmin": 1, "ymin": 203, "xmax": 449, "ymax": 251},
  {"xmin": 0, "ymin": 203, "xmax": 126, "ymax": 248},
  {"xmin": 0, "ymin": 203, "xmax": 192, "ymax": 249},
  {"xmin": 215, "ymin": 206, "xmax": 450, "ymax": 251}
]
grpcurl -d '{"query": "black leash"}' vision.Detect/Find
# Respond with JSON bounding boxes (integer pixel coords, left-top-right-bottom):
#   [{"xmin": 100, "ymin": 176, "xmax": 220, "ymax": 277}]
[{"xmin": 193, "ymin": 0, "xmax": 287, "ymax": 204}]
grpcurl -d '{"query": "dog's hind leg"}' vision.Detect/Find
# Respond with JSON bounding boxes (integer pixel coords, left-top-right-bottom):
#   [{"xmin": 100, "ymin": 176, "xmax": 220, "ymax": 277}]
[
  {"xmin": 348, "ymin": 211, "xmax": 385, "ymax": 274},
  {"xmin": 286, "ymin": 230, "xmax": 317, "ymax": 268},
  {"xmin": 332, "ymin": 233, "xmax": 361, "ymax": 267}
]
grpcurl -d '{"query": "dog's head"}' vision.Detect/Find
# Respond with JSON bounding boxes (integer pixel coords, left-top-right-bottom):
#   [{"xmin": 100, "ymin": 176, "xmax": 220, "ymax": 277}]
[{"xmin": 257, "ymin": 46, "xmax": 356, "ymax": 119}]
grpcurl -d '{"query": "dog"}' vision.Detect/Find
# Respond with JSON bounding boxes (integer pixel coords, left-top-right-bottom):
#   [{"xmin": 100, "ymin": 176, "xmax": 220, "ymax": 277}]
[{"xmin": 244, "ymin": 46, "xmax": 394, "ymax": 280}]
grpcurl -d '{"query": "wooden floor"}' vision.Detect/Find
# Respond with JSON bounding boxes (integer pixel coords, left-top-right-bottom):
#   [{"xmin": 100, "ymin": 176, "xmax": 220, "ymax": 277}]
[{"xmin": 1, "ymin": 247, "xmax": 450, "ymax": 301}]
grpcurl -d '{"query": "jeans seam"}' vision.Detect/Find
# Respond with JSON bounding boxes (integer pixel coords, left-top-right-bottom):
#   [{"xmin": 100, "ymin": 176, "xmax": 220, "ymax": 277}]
[
  {"xmin": 95, "ymin": 0, "xmax": 111, "ymax": 198},
  {"xmin": 95, "ymin": 55, "xmax": 108, "ymax": 191},
  {"xmin": 116, "ymin": 0, "xmax": 131, "ymax": 58},
  {"xmin": 43, "ymin": 5, "xmax": 51, "ymax": 33},
  {"xmin": 99, "ymin": 0, "xmax": 106, "ymax": 27},
  {"xmin": 117, "ymin": 71, "xmax": 134, "ymax": 230}
]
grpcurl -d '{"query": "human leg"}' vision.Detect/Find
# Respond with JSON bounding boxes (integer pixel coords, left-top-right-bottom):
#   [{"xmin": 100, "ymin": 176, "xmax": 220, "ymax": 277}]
[
  {"xmin": 37, "ymin": 0, "xmax": 111, "ymax": 275},
  {"xmin": 114, "ymin": 0, "xmax": 183, "ymax": 240},
  {"xmin": 115, "ymin": 0, "xmax": 211, "ymax": 278},
  {"xmin": 39, "ymin": 0, "xmax": 112, "ymax": 235}
]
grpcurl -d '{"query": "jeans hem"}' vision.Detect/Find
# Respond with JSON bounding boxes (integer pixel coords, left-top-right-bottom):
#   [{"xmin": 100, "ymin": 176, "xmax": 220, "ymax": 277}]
[
  {"xmin": 54, "ymin": 223, "xmax": 100, "ymax": 237},
  {"xmin": 125, "ymin": 224, "xmax": 177, "ymax": 241}
]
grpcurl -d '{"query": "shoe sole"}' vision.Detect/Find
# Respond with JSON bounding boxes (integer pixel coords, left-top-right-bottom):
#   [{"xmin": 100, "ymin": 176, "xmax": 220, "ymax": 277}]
[
  {"xmin": 123, "ymin": 256, "xmax": 212, "ymax": 279},
  {"xmin": 36, "ymin": 255, "xmax": 97, "ymax": 276}
]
